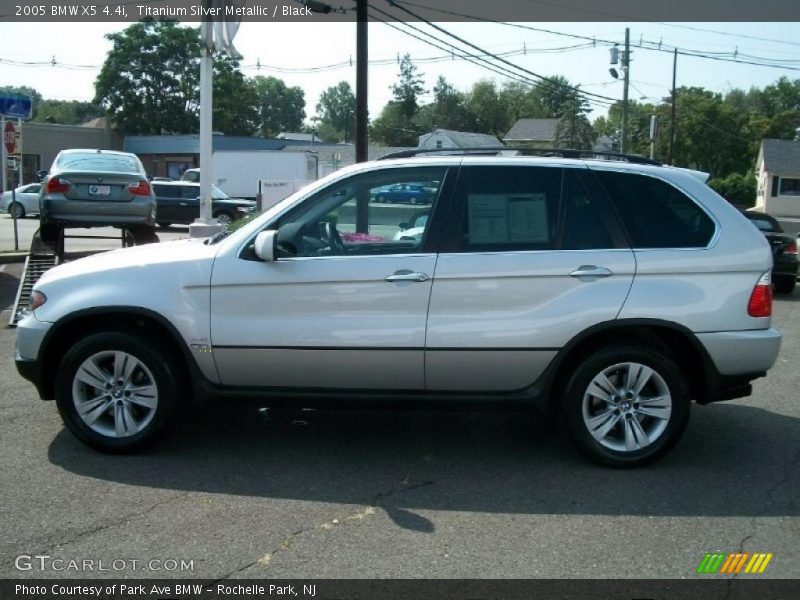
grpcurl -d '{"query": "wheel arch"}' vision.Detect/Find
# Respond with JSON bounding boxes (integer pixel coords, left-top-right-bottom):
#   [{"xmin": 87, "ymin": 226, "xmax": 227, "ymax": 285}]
[
  {"xmin": 542, "ymin": 319, "xmax": 713, "ymax": 409},
  {"xmin": 38, "ymin": 307, "xmax": 198, "ymax": 401}
]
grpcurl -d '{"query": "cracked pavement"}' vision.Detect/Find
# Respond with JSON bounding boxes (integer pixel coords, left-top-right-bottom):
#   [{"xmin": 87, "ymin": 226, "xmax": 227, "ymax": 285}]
[{"xmin": 0, "ymin": 262, "xmax": 798, "ymax": 579}]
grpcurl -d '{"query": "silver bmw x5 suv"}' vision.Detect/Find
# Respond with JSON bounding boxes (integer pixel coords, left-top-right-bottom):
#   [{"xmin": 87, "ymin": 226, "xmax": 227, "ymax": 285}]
[{"xmin": 15, "ymin": 151, "xmax": 782, "ymax": 467}]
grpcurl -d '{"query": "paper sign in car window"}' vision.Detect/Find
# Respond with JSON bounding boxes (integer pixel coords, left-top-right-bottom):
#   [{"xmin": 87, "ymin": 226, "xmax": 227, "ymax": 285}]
[
  {"xmin": 508, "ymin": 194, "xmax": 549, "ymax": 243},
  {"xmin": 467, "ymin": 194, "xmax": 510, "ymax": 244}
]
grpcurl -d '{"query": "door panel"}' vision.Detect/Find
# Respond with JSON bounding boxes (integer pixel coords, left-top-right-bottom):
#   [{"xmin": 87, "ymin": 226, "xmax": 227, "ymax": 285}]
[
  {"xmin": 210, "ymin": 255, "xmax": 437, "ymax": 388},
  {"xmin": 425, "ymin": 165, "xmax": 635, "ymax": 392},
  {"xmin": 210, "ymin": 165, "xmax": 451, "ymax": 390},
  {"xmin": 426, "ymin": 250, "xmax": 635, "ymax": 390}
]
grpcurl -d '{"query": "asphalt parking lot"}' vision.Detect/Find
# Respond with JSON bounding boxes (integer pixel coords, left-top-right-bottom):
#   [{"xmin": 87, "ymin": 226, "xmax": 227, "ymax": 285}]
[{"xmin": 0, "ymin": 258, "xmax": 798, "ymax": 581}]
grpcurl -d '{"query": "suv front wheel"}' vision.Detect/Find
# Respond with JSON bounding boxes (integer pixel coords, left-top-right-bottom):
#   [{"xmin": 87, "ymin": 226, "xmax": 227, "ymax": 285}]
[
  {"xmin": 560, "ymin": 345, "xmax": 690, "ymax": 468},
  {"xmin": 54, "ymin": 332, "xmax": 179, "ymax": 452}
]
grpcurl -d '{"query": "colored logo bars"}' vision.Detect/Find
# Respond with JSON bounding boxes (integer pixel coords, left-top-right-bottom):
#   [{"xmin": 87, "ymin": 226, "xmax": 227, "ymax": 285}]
[{"xmin": 697, "ymin": 552, "xmax": 773, "ymax": 574}]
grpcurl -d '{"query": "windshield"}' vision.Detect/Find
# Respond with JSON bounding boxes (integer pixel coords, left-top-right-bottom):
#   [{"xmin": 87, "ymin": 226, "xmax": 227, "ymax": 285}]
[{"xmin": 57, "ymin": 153, "xmax": 141, "ymax": 174}]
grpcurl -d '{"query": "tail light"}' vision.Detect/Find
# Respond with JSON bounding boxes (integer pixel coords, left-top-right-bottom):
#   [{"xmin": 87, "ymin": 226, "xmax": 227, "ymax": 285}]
[
  {"xmin": 785, "ymin": 241, "xmax": 797, "ymax": 255},
  {"xmin": 128, "ymin": 180, "xmax": 152, "ymax": 196},
  {"xmin": 747, "ymin": 271, "xmax": 773, "ymax": 318},
  {"xmin": 45, "ymin": 178, "xmax": 70, "ymax": 194}
]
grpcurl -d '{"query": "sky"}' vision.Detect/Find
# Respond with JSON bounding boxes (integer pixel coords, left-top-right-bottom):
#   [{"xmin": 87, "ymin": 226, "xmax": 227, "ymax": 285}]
[{"xmin": 0, "ymin": 20, "xmax": 799, "ymax": 126}]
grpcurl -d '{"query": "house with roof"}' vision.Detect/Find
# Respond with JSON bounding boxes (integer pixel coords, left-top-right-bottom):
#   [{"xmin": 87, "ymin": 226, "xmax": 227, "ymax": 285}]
[
  {"xmin": 754, "ymin": 139, "xmax": 800, "ymax": 218},
  {"xmin": 418, "ymin": 129, "xmax": 504, "ymax": 150},
  {"xmin": 503, "ymin": 118, "xmax": 561, "ymax": 148}
]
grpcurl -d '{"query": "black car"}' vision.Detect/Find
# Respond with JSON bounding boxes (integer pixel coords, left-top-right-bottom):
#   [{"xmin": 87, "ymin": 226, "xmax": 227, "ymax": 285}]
[
  {"xmin": 151, "ymin": 182, "xmax": 256, "ymax": 228},
  {"xmin": 744, "ymin": 211, "xmax": 798, "ymax": 294}
]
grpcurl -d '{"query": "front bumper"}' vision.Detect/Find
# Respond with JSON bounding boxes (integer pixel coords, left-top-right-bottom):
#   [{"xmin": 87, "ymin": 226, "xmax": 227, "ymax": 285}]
[{"xmin": 15, "ymin": 313, "xmax": 54, "ymax": 400}]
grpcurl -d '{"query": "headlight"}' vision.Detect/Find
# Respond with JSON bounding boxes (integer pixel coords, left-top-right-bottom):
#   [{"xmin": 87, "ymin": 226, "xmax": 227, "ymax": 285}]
[{"xmin": 29, "ymin": 290, "xmax": 47, "ymax": 311}]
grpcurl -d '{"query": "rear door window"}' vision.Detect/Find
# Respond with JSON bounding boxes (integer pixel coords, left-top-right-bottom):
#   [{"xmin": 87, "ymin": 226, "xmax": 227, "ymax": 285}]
[
  {"xmin": 451, "ymin": 166, "xmax": 562, "ymax": 252},
  {"xmin": 595, "ymin": 171, "xmax": 715, "ymax": 248}
]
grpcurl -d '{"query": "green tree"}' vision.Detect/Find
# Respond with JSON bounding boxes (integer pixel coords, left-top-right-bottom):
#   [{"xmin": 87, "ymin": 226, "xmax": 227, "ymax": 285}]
[
  {"xmin": 531, "ymin": 76, "xmax": 579, "ymax": 118},
  {"xmin": 413, "ymin": 76, "xmax": 475, "ymax": 133},
  {"xmin": 669, "ymin": 87, "xmax": 751, "ymax": 178},
  {"xmin": 315, "ymin": 81, "xmax": 355, "ymax": 142},
  {"xmin": 251, "ymin": 75, "xmax": 306, "ymax": 137},
  {"xmin": 392, "ymin": 54, "xmax": 426, "ymax": 120},
  {"xmin": 34, "ymin": 99, "xmax": 104, "ymax": 125},
  {"xmin": 212, "ymin": 54, "xmax": 257, "ymax": 136},
  {"xmin": 554, "ymin": 94, "xmax": 595, "ymax": 150},
  {"xmin": 466, "ymin": 80, "xmax": 510, "ymax": 136},
  {"xmin": 370, "ymin": 102, "xmax": 421, "ymax": 146},
  {"xmin": 95, "ymin": 20, "xmax": 256, "ymax": 136},
  {"xmin": 94, "ymin": 20, "xmax": 201, "ymax": 135},
  {"xmin": 708, "ymin": 171, "xmax": 757, "ymax": 207}
]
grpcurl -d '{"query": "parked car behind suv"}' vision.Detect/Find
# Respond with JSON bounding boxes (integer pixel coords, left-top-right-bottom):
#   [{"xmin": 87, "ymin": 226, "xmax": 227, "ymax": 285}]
[
  {"xmin": 742, "ymin": 211, "xmax": 798, "ymax": 294},
  {"xmin": 15, "ymin": 152, "xmax": 781, "ymax": 467},
  {"xmin": 39, "ymin": 149, "xmax": 157, "ymax": 241},
  {"xmin": 151, "ymin": 181, "xmax": 256, "ymax": 228}
]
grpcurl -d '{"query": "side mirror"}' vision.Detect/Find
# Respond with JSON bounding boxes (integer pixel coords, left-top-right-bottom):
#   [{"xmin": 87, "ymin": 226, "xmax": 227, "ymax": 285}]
[
  {"xmin": 398, "ymin": 222, "xmax": 408, "ymax": 230},
  {"xmin": 37, "ymin": 170, "xmax": 48, "ymax": 182},
  {"xmin": 254, "ymin": 230, "xmax": 278, "ymax": 262}
]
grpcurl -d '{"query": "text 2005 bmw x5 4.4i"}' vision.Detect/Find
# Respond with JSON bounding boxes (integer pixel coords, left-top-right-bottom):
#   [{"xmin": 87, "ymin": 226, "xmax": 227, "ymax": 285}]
[{"xmin": 15, "ymin": 152, "xmax": 782, "ymax": 467}]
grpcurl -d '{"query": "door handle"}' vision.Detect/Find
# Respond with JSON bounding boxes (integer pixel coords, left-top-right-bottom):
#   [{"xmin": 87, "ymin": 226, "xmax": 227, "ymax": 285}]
[
  {"xmin": 385, "ymin": 270, "xmax": 430, "ymax": 283},
  {"xmin": 570, "ymin": 265, "xmax": 613, "ymax": 278}
]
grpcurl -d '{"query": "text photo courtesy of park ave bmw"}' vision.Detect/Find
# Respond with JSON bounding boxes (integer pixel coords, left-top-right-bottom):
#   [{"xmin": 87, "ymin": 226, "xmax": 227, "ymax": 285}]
[{"xmin": 1, "ymin": 0, "xmax": 799, "ymax": 598}]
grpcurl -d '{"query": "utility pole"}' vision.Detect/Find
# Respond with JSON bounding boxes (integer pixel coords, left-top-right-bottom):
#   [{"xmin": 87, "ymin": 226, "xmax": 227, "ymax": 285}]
[
  {"xmin": 190, "ymin": 1, "xmax": 222, "ymax": 238},
  {"xmin": 621, "ymin": 27, "xmax": 630, "ymax": 154},
  {"xmin": 355, "ymin": 0, "xmax": 368, "ymax": 163},
  {"xmin": 668, "ymin": 48, "xmax": 678, "ymax": 165}
]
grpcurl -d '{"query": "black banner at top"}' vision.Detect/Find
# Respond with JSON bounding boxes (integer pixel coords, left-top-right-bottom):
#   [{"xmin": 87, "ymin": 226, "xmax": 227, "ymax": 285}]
[{"xmin": 2, "ymin": 0, "xmax": 800, "ymax": 22}]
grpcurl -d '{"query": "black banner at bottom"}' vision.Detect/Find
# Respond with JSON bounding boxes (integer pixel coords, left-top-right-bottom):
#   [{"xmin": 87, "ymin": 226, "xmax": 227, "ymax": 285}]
[{"xmin": 3, "ymin": 579, "xmax": 800, "ymax": 600}]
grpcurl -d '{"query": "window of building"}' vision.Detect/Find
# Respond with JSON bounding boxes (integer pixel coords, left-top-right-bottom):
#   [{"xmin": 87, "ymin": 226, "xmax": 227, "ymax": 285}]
[{"xmin": 779, "ymin": 177, "xmax": 800, "ymax": 196}]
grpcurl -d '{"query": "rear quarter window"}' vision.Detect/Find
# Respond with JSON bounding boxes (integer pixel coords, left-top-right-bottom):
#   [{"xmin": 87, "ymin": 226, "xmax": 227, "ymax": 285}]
[{"xmin": 595, "ymin": 171, "xmax": 715, "ymax": 248}]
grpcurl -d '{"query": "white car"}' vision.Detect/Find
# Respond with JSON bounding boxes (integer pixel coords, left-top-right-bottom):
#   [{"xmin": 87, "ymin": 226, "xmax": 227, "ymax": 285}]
[
  {"xmin": 0, "ymin": 182, "xmax": 41, "ymax": 218},
  {"xmin": 15, "ymin": 152, "xmax": 782, "ymax": 467},
  {"xmin": 392, "ymin": 210, "xmax": 430, "ymax": 242}
]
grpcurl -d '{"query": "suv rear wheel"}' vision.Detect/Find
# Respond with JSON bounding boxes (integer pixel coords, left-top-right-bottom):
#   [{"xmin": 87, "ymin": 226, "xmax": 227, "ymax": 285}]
[
  {"xmin": 560, "ymin": 345, "xmax": 690, "ymax": 468},
  {"xmin": 55, "ymin": 332, "xmax": 179, "ymax": 452}
]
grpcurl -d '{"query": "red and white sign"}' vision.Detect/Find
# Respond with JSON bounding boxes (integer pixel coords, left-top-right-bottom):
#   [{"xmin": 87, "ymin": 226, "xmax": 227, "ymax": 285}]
[{"xmin": 3, "ymin": 121, "xmax": 16, "ymax": 154}]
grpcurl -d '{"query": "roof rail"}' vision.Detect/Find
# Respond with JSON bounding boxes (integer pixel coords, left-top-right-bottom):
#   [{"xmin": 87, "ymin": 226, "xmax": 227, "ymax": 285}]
[{"xmin": 377, "ymin": 146, "xmax": 662, "ymax": 166}]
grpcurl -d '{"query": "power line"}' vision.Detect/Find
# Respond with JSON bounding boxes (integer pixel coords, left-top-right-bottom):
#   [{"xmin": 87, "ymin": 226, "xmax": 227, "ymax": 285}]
[
  {"xmin": 385, "ymin": 0, "xmax": 619, "ymax": 105},
  {"xmin": 655, "ymin": 22, "xmax": 800, "ymax": 49},
  {"xmin": 369, "ymin": 5, "xmax": 614, "ymax": 110},
  {"xmin": 390, "ymin": 0, "xmax": 800, "ymax": 72}
]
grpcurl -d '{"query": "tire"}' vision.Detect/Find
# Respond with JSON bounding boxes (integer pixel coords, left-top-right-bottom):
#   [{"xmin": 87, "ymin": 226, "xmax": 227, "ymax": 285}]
[
  {"xmin": 157, "ymin": 222, "xmax": 172, "ymax": 230},
  {"xmin": 8, "ymin": 202, "xmax": 25, "ymax": 219},
  {"xmin": 214, "ymin": 211, "xmax": 233, "ymax": 229},
  {"xmin": 129, "ymin": 226, "xmax": 159, "ymax": 245},
  {"xmin": 560, "ymin": 345, "xmax": 690, "ymax": 468},
  {"xmin": 376, "ymin": 195, "xmax": 385, "ymax": 203},
  {"xmin": 55, "ymin": 331, "xmax": 179, "ymax": 452},
  {"xmin": 773, "ymin": 276, "xmax": 796, "ymax": 295}
]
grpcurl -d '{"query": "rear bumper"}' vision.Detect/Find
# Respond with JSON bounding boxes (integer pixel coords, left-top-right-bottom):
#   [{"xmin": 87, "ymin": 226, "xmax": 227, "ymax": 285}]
[
  {"xmin": 41, "ymin": 198, "xmax": 155, "ymax": 227},
  {"xmin": 696, "ymin": 328, "xmax": 781, "ymax": 404}
]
